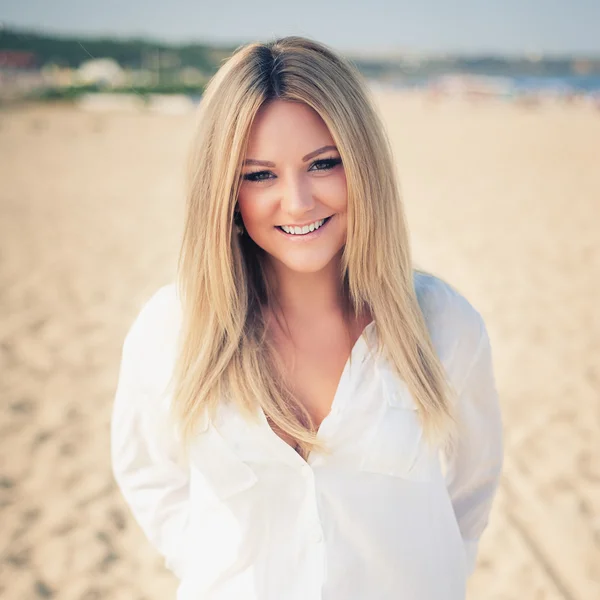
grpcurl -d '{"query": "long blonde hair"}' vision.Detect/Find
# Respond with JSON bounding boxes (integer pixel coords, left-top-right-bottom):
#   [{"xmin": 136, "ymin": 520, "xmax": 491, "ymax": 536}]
[{"xmin": 171, "ymin": 35, "xmax": 458, "ymax": 461}]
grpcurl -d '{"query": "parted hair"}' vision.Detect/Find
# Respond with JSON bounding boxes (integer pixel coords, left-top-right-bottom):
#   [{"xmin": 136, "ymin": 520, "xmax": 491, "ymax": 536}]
[{"xmin": 169, "ymin": 35, "xmax": 458, "ymax": 461}]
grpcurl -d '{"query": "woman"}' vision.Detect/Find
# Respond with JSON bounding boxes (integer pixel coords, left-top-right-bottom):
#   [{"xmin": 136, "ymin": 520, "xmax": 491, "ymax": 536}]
[{"xmin": 110, "ymin": 36, "xmax": 503, "ymax": 599}]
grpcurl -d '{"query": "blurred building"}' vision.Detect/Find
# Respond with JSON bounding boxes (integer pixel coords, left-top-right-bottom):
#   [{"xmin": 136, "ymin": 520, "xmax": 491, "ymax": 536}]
[
  {"xmin": 0, "ymin": 50, "xmax": 45, "ymax": 100},
  {"xmin": 76, "ymin": 58, "xmax": 126, "ymax": 87}
]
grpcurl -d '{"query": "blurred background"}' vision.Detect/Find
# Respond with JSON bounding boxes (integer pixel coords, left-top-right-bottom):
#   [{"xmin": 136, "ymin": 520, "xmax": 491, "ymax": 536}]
[{"xmin": 0, "ymin": 1, "xmax": 599, "ymax": 599}]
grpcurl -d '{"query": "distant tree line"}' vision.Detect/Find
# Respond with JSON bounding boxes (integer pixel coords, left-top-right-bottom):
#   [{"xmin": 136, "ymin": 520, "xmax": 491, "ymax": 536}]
[
  {"xmin": 0, "ymin": 27, "xmax": 236, "ymax": 73},
  {"xmin": 1, "ymin": 26, "xmax": 599, "ymax": 78}
]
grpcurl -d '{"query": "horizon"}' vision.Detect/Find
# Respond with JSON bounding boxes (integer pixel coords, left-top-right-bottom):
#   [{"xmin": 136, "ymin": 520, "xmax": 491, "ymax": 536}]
[
  {"xmin": 1, "ymin": 0, "xmax": 600, "ymax": 57},
  {"xmin": 3, "ymin": 23, "xmax": 600, "ymax": 61}
]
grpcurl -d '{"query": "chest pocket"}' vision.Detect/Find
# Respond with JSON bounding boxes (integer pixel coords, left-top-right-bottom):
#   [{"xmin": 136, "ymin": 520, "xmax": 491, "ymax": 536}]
[
  {"xmin": 188, "ymin": 409, "xmax": 259, "ymax": 502},
  {"xmin": 359, "ymin": 362, "xmax": 437, "ymax": 482}
]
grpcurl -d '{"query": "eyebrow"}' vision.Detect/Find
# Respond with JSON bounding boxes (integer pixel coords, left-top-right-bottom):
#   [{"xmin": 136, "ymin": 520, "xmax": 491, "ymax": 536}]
[{"xmin": 242, "ymin": 145, "xmax": 338, "ymax": 168}]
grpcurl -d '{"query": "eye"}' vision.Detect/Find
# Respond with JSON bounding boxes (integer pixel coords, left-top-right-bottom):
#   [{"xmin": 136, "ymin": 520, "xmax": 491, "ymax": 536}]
[
  {"xmin": 243, "ymin": 170, "xmax": 273, "ymax": 183},
  {"xmin": 241, "ymin": 156, "xmax": 342, "ymax": 183},
  {"xmin": 309, "ymin": 157, "xmax": 342, "ymax": 172}
]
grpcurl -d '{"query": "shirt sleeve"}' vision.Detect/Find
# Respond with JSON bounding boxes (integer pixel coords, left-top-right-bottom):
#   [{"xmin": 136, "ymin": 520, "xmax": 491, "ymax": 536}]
[
  {"xmin": 110, "ymin": 324, "xmax": 190, "ymax": 580},
  {"xmin": 440, "ymin": 317, "xmax": 504, "ymax": 578}
]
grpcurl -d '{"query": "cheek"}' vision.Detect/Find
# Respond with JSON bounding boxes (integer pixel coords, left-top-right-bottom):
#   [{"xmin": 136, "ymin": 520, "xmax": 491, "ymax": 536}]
[
  {"xmin": 318, "ymin": 170, "xmax": 348, "ymax": 206},
  {"xmin": 237, "ymin": 188, "xmax": 272, "ymax": 228}
]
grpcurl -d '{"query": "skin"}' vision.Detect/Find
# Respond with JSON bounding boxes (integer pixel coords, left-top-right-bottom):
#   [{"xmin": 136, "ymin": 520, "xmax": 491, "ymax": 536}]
[
  {"xmin": 237, "ymin": 99, "xmax": 349, "ymax": 324},
  {"xmin": 237, "ymin": 99, "xmax": 373, "ymax": 434}
]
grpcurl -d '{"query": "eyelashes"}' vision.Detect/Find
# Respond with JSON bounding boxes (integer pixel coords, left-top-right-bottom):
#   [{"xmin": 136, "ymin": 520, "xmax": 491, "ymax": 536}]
[{"xmin": 242, "ymin": 156, "xmax": 342, "ymax": 183}]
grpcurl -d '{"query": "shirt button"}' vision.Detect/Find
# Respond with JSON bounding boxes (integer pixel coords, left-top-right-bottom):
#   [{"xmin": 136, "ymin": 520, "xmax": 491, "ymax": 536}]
[{"xmin": 311, "ymin": 529, "xmax": 324, "ymax": 544}]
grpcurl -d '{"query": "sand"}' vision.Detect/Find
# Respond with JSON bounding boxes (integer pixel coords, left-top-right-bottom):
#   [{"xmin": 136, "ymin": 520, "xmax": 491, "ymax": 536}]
[{"xmin": 0, "ymin": 91, "xmax": 598, "ymax": 599}]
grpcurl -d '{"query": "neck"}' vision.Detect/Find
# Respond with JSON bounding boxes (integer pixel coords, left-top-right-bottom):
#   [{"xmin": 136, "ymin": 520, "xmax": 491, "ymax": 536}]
[{"xmin": 264, "ymin": 253, "xmax": 347, "ymax": 323}]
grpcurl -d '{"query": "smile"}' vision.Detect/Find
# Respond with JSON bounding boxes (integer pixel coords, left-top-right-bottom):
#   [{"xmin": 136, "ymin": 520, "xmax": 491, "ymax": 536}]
[{"xmin": 276, "ymin": 216, "xmax": 333, "ymax": 236}]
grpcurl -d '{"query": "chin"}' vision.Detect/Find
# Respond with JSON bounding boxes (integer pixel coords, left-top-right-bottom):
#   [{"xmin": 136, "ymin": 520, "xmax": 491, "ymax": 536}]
[
  {"xmin": 280, "ymin": 261, "xmax": 331, "ymax": 274},
  {"xmin": 246, "ymin": 228, "xmax": 346, "ymax": 274},
  {"xmin": 270, "ymin": 248, "xmax": 343, "ymax": 274}
]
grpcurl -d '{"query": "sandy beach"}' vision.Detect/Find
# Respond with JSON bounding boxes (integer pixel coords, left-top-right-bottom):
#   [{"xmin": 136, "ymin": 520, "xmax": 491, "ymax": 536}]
[{"xmin": 0, "ymin": 91, "xmax": 598, "ymax": 599}]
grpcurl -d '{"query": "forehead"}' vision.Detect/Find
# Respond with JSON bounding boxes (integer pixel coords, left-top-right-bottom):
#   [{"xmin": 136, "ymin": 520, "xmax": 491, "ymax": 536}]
[{"xmin": 245, "ymin": 100, "xmax": 334, "ymax": 154}]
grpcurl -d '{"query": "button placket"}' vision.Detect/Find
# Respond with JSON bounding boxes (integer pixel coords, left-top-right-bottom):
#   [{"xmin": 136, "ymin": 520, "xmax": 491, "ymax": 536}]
[{"xmin": 300, "ymin": 463, "xmax": 325, "ymax": 547}]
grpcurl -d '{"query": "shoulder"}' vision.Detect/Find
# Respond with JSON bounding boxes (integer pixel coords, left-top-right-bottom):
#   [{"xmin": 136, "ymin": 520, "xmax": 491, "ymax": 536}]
[
  {"xmin": 122, "ymin": 281, "xmax": 183, "ymax": 393},
  {"xmin": 124, "ymin": 282, "xmax": 182, "ymax": 348},
  {"xmin": 413, "ymin": 270, "xmax": 488, "ymax": 391}
]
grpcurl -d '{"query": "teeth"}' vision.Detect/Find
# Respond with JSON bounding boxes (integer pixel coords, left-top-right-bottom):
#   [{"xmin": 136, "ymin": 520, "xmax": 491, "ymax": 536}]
[{"xmin": 281, "ymin": 218, "xmax": 326, "ymax": 235}]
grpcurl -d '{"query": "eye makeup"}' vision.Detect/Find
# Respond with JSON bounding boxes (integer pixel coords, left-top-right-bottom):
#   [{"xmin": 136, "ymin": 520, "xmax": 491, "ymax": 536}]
[{"xmin": 242, "ymin": 156, "xmax": 342, "ymax": 183}]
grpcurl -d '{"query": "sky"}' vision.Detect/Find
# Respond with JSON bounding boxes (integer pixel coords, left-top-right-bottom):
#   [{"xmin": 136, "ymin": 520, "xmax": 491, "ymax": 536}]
[{"xmin": 1, "ymin": 0, "xmax": 599, "ymax": 56}]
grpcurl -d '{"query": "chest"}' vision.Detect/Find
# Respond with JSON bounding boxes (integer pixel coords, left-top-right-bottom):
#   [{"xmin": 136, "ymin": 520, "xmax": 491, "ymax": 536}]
[
  {"xmin": 270, "ymin": 319, "xmax": 367, "ymax": 430},
  {"xmin": 187, "ymin": 347, "xmax": 439, "ymax": 497},
  {"xmin": 282, "ymin": 340, "xmax": 350, "ymax": 427}
]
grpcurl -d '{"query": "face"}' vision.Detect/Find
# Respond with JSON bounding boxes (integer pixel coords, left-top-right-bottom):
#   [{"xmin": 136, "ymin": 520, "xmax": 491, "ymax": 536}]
[{"xmin": 237, "ymin": 99, "xmax": 348, "ymax": 275}]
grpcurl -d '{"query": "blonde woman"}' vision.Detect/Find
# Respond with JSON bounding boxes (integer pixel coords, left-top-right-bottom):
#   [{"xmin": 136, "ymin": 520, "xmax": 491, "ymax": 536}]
[{"xmin": 111, "ymin": 36, "xmax": 503, "ymax": 600}]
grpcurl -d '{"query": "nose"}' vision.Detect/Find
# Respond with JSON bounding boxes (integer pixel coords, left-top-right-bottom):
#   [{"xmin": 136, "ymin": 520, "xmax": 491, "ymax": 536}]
[{"xmin": 280, "ymin": 173, "xmax": 315, "ymax": 219}]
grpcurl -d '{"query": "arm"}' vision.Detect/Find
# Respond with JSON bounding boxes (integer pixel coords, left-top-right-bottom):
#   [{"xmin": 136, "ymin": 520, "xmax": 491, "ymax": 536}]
[
  {"xmin": 441, "ymin": 318, "xmax": 504, "ymax": 578},
  {"xmin": 110, "ymin": 326, "xmax": 190, "ymax": 580}
]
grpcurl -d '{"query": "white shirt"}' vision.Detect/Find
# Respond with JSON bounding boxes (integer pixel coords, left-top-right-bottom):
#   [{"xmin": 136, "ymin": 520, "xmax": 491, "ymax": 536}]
[{"xmin": 110, "ymin": 272, "xmax": 503, "ymax": 600}]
